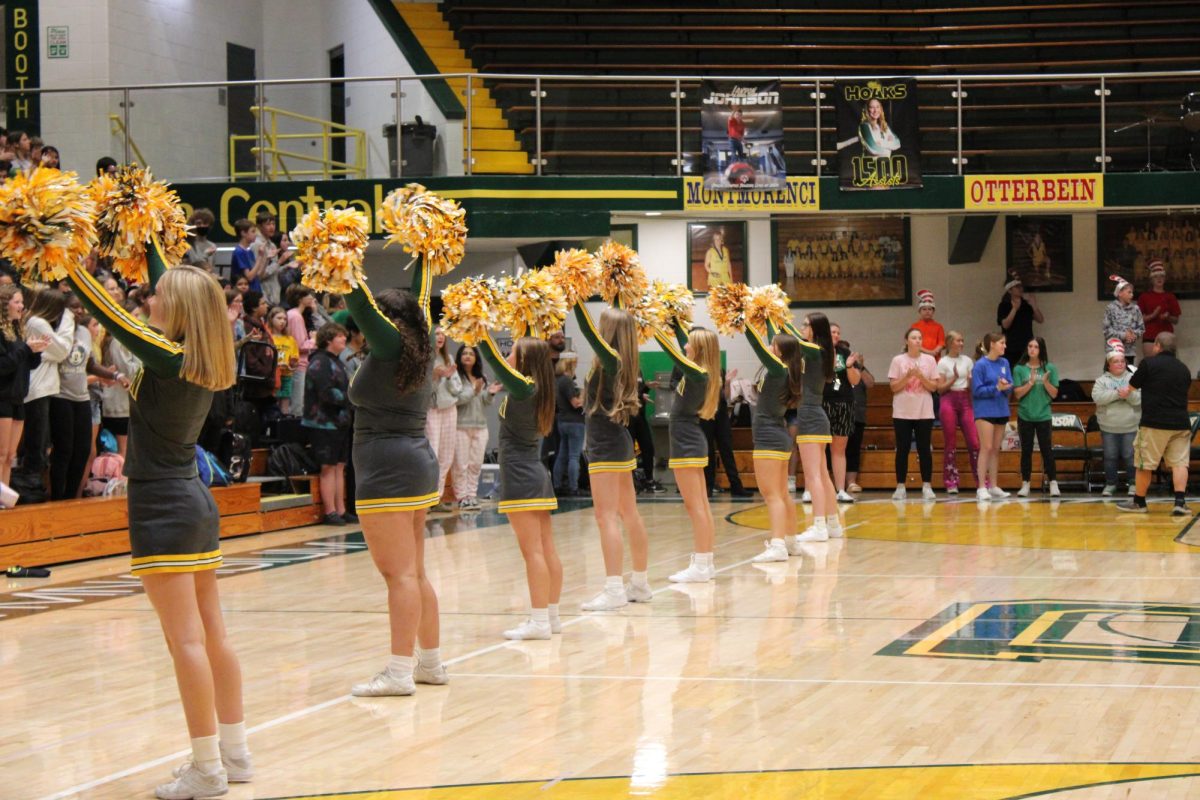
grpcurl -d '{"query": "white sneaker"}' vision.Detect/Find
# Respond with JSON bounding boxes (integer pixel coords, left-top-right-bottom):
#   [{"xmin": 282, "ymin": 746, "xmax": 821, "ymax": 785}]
[
  {"xmin": 174, "ymin": 748, "xmax": 253, "ymax": 784},
  {"xmin": 549, "ymin": 613, "xmax": 562, "ymax": 634},
  {"xmin": 835, "ymin": 490, "xmax": 855, "ymax": 503},
  {"xmin": 787, "ymin": 476, "xmax": 797, "ymax": 493},
  {"xmin": 352, "ymin": 668, "xmax": 415, "ymax": 696},
  {"xmin": 1049, "ymin": 480, "xmax": 1061, "ymax": 497},
  {"xmin": 892, "ymin": 485, "xmax": 907, "ymax": 501},
  {"xmin": 976, "ymin": 487, "xmax": 991, "ymax": 502},
  {"xmin": 1101, "ymin": 485, "xmax": 1116, "ymax": 497},
  {"xmin": 669, "ymin": 557, "xmax": 715, "ymax": 583},
  {"xmin": 946, "ymin": 486, "xmax": 959, "ymax": 495},
  {"xmin": 156, "ymin": 762, "xmax": 227, "ymax": 800},
  {"xmin": 1127, "ymin": 484, "xmax": 1137, "ymax": 496},
  {"xmin": 751, "ymin": 540, "xmax": 789, "ymax": 563},
  {"xmin": 801, "ymin": 489, "xmax": 812, "ymax": 503},
  {"xmin": 414, "ymin": 661, "xmax": 449, "ymax": 685},
  {"xmin": 989, "ymin": 486, "xmax": 1010, "ymax": 499},
  {"xmin": 794, "ymin": 526, "xmax": 829, "ymax": 543},
  {"xmin": 1017, "ymin": 481, "xmax": 1031, "ymax": 497},
  {"xmin": 922, "ymin": 485, "xmax": 936, "ymax": 501},
  {"xmin": 504, "ymin": 618, "xmax": 552, "ymax": 640},
  {"xmin": 581, "ymin": 588, "xmax": 628, "ymax": 611},
  {"xmin": 625, "ymin": 581, "xmax": 653, "ymax": 603},
  {"xmin": 827, "ymin": 524, "xmax": 844, "ymax": 539}
]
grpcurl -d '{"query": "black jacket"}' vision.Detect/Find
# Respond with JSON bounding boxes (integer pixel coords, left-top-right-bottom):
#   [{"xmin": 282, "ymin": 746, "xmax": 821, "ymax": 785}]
[
  {"xmin": 1129, "ymin": 352, "xmax": 1192, "ymax": 430},
  {"xmin": 0, "ymin": 334, "xmax": 42, "ymax": 405}
]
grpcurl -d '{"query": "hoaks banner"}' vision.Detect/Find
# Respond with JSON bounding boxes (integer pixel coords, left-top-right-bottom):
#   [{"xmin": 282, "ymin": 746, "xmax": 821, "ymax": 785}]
[{"xmin": 835, "ymin": 78, "xmax": 922, "ymax": 191}]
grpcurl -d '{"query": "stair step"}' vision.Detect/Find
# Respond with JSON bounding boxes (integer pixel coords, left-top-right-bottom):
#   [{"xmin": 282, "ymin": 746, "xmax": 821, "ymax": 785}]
[
  {"xmin": 468, "ymin": 106, "xmax": 508, "ymax": 127},
  {"xmin": 472, "ymin": 150, "xmax": 534, "ymax": 173},
  {"xmin": 471, "ymin": 128, "xmax": 522, "ymax": 150}
]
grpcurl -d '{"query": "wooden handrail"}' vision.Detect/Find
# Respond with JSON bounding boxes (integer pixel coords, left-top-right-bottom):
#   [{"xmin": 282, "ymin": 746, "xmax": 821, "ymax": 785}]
[
  {"xmin": 472, "ymin": 37, "xmax": 1200, "ymax": 53},
  {"xmin": 457, "ymin": 18, "xmax": 1193, "ymax": 34},
  {"xmin": 448, "ymin": 1, "xmax": 1199, "ymax": 15},
  {"xmin": 481, "ymin": 56, "xmax": 1200, "ymax": 72}
]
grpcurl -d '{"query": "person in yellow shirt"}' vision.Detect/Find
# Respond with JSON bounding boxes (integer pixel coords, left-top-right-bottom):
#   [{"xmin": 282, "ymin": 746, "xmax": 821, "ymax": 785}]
[
  {"xmin": 704, "ymin": 228, "xmax": 732, "ymax": 288},
  {"xmin": 268, "ymin": 306, "xmax": 300, "ymax": 414}
]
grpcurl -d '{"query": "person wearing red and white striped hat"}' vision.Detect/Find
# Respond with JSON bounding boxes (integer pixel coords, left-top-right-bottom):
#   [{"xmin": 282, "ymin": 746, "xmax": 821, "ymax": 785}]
[
  {"xmin": 911, "ymin": 289, "xmax": 945, "ymax": 360},
  {"xmin": 1137, "ymin": 259, "xmax": 1181, "ymax": 360},
  {"xmin": 1090, "ymin": 338, "xmax": 1140, "ymax": 497},
  {"xmin": 1102, "ymin": 275, "xmax": 1144, "ymax": 366}
]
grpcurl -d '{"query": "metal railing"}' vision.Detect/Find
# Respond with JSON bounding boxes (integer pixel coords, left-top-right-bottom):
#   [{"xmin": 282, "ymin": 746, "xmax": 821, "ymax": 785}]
[
  {"xmin": 4, "ymin": 68, "xmax": 1198, "ymax": 181},
  {"xmin": 107, "ymin": 114, "xmax": 149, "ymax": 170}
]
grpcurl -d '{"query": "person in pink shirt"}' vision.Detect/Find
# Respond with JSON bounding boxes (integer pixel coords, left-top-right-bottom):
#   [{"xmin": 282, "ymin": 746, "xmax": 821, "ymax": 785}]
[
  {"xmin": 1137, "ymin": 259, "xmax": 1181, "ymax": 360},
  {"xmin": 888, "ymin": 327, "xmax": 940, "ymax": 501},
  {"xmin": 285, "ymin": 284, "xmax": 318, "ymax": 415}
]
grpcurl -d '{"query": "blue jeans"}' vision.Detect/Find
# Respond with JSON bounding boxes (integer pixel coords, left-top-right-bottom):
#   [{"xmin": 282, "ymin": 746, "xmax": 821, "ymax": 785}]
[
  {"xmin": 1101, "ymin": 430, "xmax": 1136, "ymax": 487},
  {"xmin": 553, "ymin": 420, "xmax": 585, "ymax": 491}
]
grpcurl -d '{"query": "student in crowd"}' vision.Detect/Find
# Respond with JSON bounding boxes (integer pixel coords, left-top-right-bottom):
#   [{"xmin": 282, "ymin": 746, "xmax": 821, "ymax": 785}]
[
  {"xmin": 224, "ymin": 288, "xmax": 244, "ymax": 341},
  {"xmin": 451, "ymin": 343, "xmax": 496, "ymax": 511},
  {"xmin": 251, "ymin": 213, "xmax": 292, "ymax": 306},
  {"xmin": 1102, "ymin": 276, "xmax": 1144, "ymax": 366},
  {"xmin": 183, "ymin": 208, "xmax": 218, "ymax": 272},
  {"xmin": 1012, "ymin": 336, "xmax": 1060, "ymax": 497},
  {"xmin": 0, "ymin": 285, "xmax": 49, "ymax": 487},
  {"xmin": 303, "ymin": 323, "xmax": 353, "ymax": 525},
  {"xmin": 22, "ymin": 289, "xmax": 75, "ymax": 480},
  {"xmin": 285, "ymin": 285, "xmax": 318, "ymax": 414},
  {"xmin": 997, "ymin": 275, "xmax": 1043, "ymax": 367},
  {"xmin": 911, "ymin": 290, "xmax": 945, "ymax": 361},
  {"xmin": 628, "ymin": 372, "xmax": 664, "ymax": 494},
  {"xmin": 936, "ymin": 330, "xmax": 979, "ymax": 495},
  {"xmin": 971, "ymin": 332, "xmax": 1014, "ymax": 501},
  {"xmin": 267, "ymin": 307, "xmax": 298, "ymax": 415},
  {"xmin": 1137, "ymin": 259, "xmax": 1181, "ymax": 361},
  {"xmin": 230, "ymin": 219, "xmax": 267, "ymax": 294},
  {"xmin": 844, "ymin": 352, "xmax": 873, "ymax": 495},
  {"xmin": 426, "ymin": 328, "xmax": 461, "ymax": 513},
  {"xmin": 701, "ymin": 366, "xmax": 750, "ymax": 498},
  {"xmin": 552, "ymin": 352, "xmax": 586, "ymax": 496},
  {"xmin": 888, "ymin": 327, "xmax": 939, "ymax": 501},
  {"xmin": 1091, "ymin": 339, "xmax": 1140, "ymax": 497}
]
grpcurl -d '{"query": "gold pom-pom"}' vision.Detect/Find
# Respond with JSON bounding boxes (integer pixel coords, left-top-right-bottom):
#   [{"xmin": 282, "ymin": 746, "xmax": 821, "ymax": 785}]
[
  {"xmin": 89, "ymin": 164, "xmax": 189, "ymax": 284},
  {"xmin": 290, "ymin": 207, "xmax": 370, "ymax": 295},
  {"xmin": 498, "ymin": 269, "xmax": 568, "ymax": 341},
  {"xmin": 594, "ymin": 240, "xmax": 648, "ymax": 308},
  {"xmin": 440, "ymin": 276, "xmax": 500, "ymax": 346},
  {"xmin": 547, "ymin": 247, "xmax": 600, "ymax": 307},
  {"xmin": 378, "ymin": 183, "xmax": 468, "ymax": 277},
  {"xmin": 655, "ymin": 280, "xmax": 694, "ymax": 330},
  {"xmin": 0, "ymin": 168, "xmax": 96, "ymax": 283},
  {"xmin": 745, "ymin": 284, "xmax": 791, "ymax": 335},
  {"xmin": 706, "ymin": 282, "xmax": 751, "ymax": 336},
  {"xmin": 628, "ymin": 289, "xmax": 669, "ymax": 345}
]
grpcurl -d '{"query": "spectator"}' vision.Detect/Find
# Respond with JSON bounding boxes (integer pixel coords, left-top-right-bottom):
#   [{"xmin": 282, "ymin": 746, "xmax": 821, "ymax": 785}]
[
  {"xmin": 541, "ymin": 329, "xmax": 567, "ymax": 468},
  {"xmin": 1102, "ymin": 276, "xmax": 1144, "ymax": 365},
  {"xmin": 823, "ymin": 322, "xmax": 860, "ymax": 503},
  {"xmin": 38, "ymin": 145, "xmax": 60, "ymax": 169},
  {"xmin": 0, "ymin": 285, "xmax": 49, "ymax": 486},
  {"xmin": 1137, "ymin": 259, "xmax": 1180, "ymax": 361},
  {"xmin": 1012, "ymin": 335, "xmax": 1060, "ymax": 497},
  {"xmin": 285, "ymin": 284, "xmax": 318, "ymax": 412},
  {"xmin": 427, "ymin": 327, "xmax": 462, "ymax": 512},
  {"xmin": 241, "ymin": 290, "xmax": 270, "ymax": 341},
  {"xmin": 971, "ymin": 332, "xmax": 1014, "ymax": 501},
  {"xmin": 102, "ymin": 275, "xmax": 126, "ymax": 305},
  {"xmin": 629, "ymin": 371, "xmax": 663, "ymax": 493},
  {"xmin": 98, "ymin": 276, "xmax": 138, "ymax": 458},
  {"xmin": 267, "ymin": 306, "xmax": 299, "ymax": 415},
  {"xmin": 95, "ymin": 156, "xmax": 118, "ymax": 177},
  {"xmin": 936, "ymin": 330, "xmax": 979, "ymax": 495},
  {"xmin": 911, "ymin": 289, "xmax": 945, "ymax": 360},
  {"xmin": 888, "ymin": 327, "xmax": 939, "ymax": 501},
  {"xmin": 233, "ymin": 274, "xmax": 251, "ymax": 296},
  {"xmin": 997, "ymin": 275, "xmax": 1044, "ymax": 367},
  {"xmin": 553, "ymin": 352, "xmax": 585, "ymax": 495},
  {"xmin": 251, "ymin": 213, "xmax": 292, "ymax": 305},
  {"xmin": 224, "ymin": 287, "xmax": 245, "ymax": 340},
  {"xmin": 845, "ymin": 352, "xmax": 874, "ymax": 494},
  {"xmin": 183, "ymin": 208, "xmax": 218, "ymax": 272},
  {"xmin": 21, "ymin": 289, "xmax": 74, "ymax": 480},
  {"xmin": 1092, "ymin": 339, "xmax": 1141, "ymax": 497},
  {"xmin": 230, "ymin": 218, "xmax": 266, "ymax": 293},
  {"xmin": 1118, "ymin": 332, "xmax": 1193, "ymax": 515},
  {"xmin": 302, "ymin": 322, "xmax": 353, "ymax": 525},
  {"xmin": 701, "ymin": 366, "xmax": 750, "ymax": 498},
  {"xmin": 5, "ymin": 130, "xmax": 32, "ymax": 175},
  {"xmin": 451, "ymin": 344, "xmax": 495, "ymax": 510},
  {"xmin": 339, "ymin": 318, "xmax": 367, "ymax": 381}
]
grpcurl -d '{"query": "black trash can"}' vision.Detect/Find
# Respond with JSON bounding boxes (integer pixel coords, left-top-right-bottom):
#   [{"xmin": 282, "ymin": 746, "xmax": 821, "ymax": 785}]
[{"xmin": 385, "ymin": 116, "xmax": 437, "ymax": 177}]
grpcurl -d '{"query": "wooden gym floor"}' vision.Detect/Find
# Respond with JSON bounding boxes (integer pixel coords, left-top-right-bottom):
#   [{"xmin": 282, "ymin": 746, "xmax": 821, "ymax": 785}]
[{"xmin": 4, "ymin": 492, "xmax": 1200, "ymax": 799}]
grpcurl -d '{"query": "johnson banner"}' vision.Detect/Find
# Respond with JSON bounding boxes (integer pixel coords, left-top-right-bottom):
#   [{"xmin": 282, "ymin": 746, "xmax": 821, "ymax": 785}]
[
  {"xmin": 835, "ymin": 78, "xmax": 922, "ymax": 191},
  {"xmin": 701, "ymin": 80, "xmax": 786, "ymax": 190}
]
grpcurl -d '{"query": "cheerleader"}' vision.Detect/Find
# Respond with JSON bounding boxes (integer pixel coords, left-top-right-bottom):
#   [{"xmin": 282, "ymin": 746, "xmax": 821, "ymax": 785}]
[
  {"xmin": 573, "ymin": 301, "xmax": 652, "ymax": 610},
  {"xmin": 476, "ymin": 333, "xmax": 563, "ymax": 639},
  {"xmin": 66, "ymin": 251, "xmax": 251, "ymax": 799},
  {"xmin": 654, "ymin": 322, "xmax": 721, "ymax": 582},
  {"xmin": 787, "ymin": 313, "xmax": 841, "ymax": 542}
]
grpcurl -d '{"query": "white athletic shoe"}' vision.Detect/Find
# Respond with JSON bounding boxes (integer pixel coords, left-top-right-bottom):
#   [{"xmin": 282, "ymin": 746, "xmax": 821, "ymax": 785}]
[
  {"xmin": 835, "ymin": 490, "xmax": 855, "ymax": 503},
  {"xmin": 156, "ymin": 762, "xmax": 228, "ymax": 800},
  {"xmin": 581, "ymin": 588, "xmax": 628, "ymax": 611},
  {"xmin": 1101, "ymin": 485, "xmax": 1116, "ymax": 497},
  {"xmin": 922, "ymin": 485, "xmax": 936, "ymax": 501},
  {"xmin": 174, "ymin": 749, "xmax": 252, "ymax": 785},
  {"xmin": 787, "ymin": 476, "xmax": 797, "ymax": 493},
  {"xmin": 625, "ymin": 581, "xmax": 653, "ymax": 603},
  {"xmin": 549, "ymin": 612, "xmax": 562, "ymax": 634},
  {"xmin": 669, "ymin": 557, "xmax": 715, "ymax": 583},
  {"xmin": 414, "ymin": 662, "xmax": 450, "ymax": 685},
  {"xmin": 892, "ymin": 485, "xmax": 907, "ymax": 501},
  {"xmin": 503, "ymin": 618, "xmax": 552, "ymax": 640},
  {"xmin": 1017, "ymin": 481, "xmax": 1031, "ymax": 497},
  {"xmin": 946, "ymin": 486, "xmax": 959, "ymax": 495},
  {"xmin": 352, "ymin": 668, "xmax": 415, "ymax": 697},
  {"xmin": 794, "ymin": 526, "xmax": 829, "ymax": 543},
  {"xmin": 989, "ymin": 486, "xmax": 1010, "ymax": 499},
  {"xmin": 751, "ymin": 540, "xmax": 789, "ymax": 563},
  {"xmin": 1127, "ymin": 484, "xmax": 1137, "ymax": 496},
  {"xmin": 801, "ymin": 489, "xmax": 812, "ymax": 503},
  {"xmin": 976, "ymin": 488, "xmax": 991, "ymax": 502},
  {"xmin": 827, "ymin": 524, "xmax": 845, "ymax": 539},
  {"xmin": 1049, "ymin": 480, "xmax": 1061, "ymax": 497}
]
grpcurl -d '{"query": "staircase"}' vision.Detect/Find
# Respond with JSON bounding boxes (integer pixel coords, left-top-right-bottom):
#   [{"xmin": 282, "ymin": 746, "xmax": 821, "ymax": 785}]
[{"xmin": 394, "ymin": 2, "xmax": 533, "ymax": 174}]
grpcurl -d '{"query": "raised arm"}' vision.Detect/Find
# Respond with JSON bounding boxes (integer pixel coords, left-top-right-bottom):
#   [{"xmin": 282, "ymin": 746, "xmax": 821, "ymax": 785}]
[
  {"xmin": 746, "ymin": 326, "xmax": 787, "ymax": 377},
  {"xmin": 573, "ymin": 303, "xmax": 619, "ymax": 374},
  {"xmin": 671, "ymin": 320, "xmax": 689, "ymax": 350},
  {"xmin": 147, "ymin": 236, "xmax": 170, "ymax": 291},
  {"xmin": 476, "ymin": 332, "xmax": 535, "ymax": 401},
  {"xmin": 412, "ymin": 259, "xmax": 432, "ymax": 333},
  {"xmin": 66, "ymin": 262, "xmax": 183, "ymax": 377},
  {"xmin": 653, "ymin": 329, "xmax": 706, "ymax": 381},
  {"xmin": 344, "ymin": 281, "xmax": 403, "ymax": 361}
]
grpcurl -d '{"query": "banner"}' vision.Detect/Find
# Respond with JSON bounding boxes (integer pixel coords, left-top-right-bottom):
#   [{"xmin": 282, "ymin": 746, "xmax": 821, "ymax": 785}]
[
  {"xmin": 682, "ymin": 176, "xmax": 818, "ymax": 212},
  {"xmin": 835, "ymin": 78, "xmax": 921, "ymax": 191},
  {"xmin": 965, "ymin": 174, "xmax": 1103, "ymax": 210},
  {"xmin": 700, "ymin": 80, "xmax": 786, "ymax": 190},
  {"xmin": 5, "ymin": 1, "xmax": 40, "ymax": 136}
]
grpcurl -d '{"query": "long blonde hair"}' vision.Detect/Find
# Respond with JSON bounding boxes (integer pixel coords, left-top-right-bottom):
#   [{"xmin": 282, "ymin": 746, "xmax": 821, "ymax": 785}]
[
  {"xmin": 0, "ymin": 285, "xmax": 23, "ymax": 342},
  {"xmin": 587, "ymin": 307, "xmax": 640, "ymax": 425},
  {"xmin": 688, "ymin": 327, "xmax": 722, "ymax": 420},
  {"xmin": 156, "ymin": 265, "xmax": 236, "ymax": 391}
]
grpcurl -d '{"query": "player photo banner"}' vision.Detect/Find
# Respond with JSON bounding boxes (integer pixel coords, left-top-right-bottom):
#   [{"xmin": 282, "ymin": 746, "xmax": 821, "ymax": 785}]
[
  {"xmin": 835, "ymin": 78, "xmax": 922, "ymax": 191},
  {"xmin": 701, "ymin": 80, "xmax": 786, "ymax": 191}
]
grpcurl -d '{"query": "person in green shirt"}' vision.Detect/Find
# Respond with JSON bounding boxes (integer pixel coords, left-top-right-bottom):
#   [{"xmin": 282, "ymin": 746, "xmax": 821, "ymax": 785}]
[{"xmin": 1012, "ymin": 335, "xmax": 1060, "ymax": 497}]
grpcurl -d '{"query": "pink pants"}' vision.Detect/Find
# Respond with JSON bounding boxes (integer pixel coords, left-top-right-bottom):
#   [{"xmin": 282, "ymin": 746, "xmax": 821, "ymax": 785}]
[
  {"xmin": 940, "ymin": 390, "xmax": 979, "ymax": 490},
  {"xmin": 452, "ymin": 427, "xmax": 488, "ymax": 500},
  {"xmin": 425, "ymin": 405, "xmax": 458, "ymax": 497}
]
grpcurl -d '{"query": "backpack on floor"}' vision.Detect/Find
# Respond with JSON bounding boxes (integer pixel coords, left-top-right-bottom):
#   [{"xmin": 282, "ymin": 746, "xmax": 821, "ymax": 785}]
[
  {"xmin": 86, "ymin": 452, "xmax": 126, "ymax": 497},
  {"xmin": 195, "ymin": 445, "xmax": 231, "ymax": 487},
  {"xmin": 217, "ymin": 430, "xmax": 252, "ymax": 484},
  {"xmin": 267, "ymin": 441, "xmax": 317, "ymax": 477}
]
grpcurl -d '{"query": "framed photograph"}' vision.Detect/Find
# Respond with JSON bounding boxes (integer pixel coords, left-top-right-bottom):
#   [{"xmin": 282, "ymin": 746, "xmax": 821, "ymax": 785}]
[
  {"xmin": 582, "ymin": 224, "xmax": 637, "ymax": 253},
  {"xmin": 688, "ymin": 221, "xmax": 747, "ymax": 294},
  {"xmin": 1005, "ymin": 215, "xmax": 1072, "ymax": 293},
  {"xmin": 1097, "ymin": 211, "xmax": 1200, "ymax": 300},
  {"xmin": 771, "ymin": 215, "xmax": 911, "ymax": 307}
]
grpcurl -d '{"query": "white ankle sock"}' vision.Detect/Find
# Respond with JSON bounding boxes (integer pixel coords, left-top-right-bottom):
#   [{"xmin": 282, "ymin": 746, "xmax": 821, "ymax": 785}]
[
  {"xmin": 770, "ymin": 537, "xmax": 785, "ymax": 548},
  {"xmin": 217, "ymin": 722, "xmax": 248, "ymax": 759},
  {"xmin": 604, "ymin": 575, "xmax": 624, "ymax": 593},
  {"xmin": 548, "ymin": 603, "xmax": 560, "ymax": 618},
  {"xmin": 812, "ymin": 518, "xmax": 828, "ymax": 532},
  {"xmin": 531, "ymin": 607, "xmax": 550, "ymax": 626},
  {"xmin": 696, "ymin": 552, "xmax": 713, "ymax": 569},
  {"xmin": 631, "ymin": 570, "xmax": 649, "ymax": 587},
  {"xmin": 824, "ymin": 515, "xmax": 841, "ymax": 530},
  {"xmin": 387, "ymin": 654, "xmax": 413, "ymax": 674},
  {"xmin": 416, "ymin": 647, "xmax": 440, "ymax": 668},
  {"xmin": 191, "ymin": 734, "xmax": 221, "ymax": 774}
]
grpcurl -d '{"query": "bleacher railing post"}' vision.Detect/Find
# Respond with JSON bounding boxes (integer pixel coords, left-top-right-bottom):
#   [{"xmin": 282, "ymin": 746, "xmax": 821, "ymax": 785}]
[
  {"xmin": 121, "ymin": 88, "xmax": 132, "ymax": 166},
  {"xmin": 466, "ymin": 74, "xmax": 474, "ymax": 176},
  {"xmin": 535, "ymin": 77, "xmax": 543, "ymax": 176},
  {"xmin": 813, "ymin": 80, "xmax": 822, "ymax": 176},
  {"xmin": 256, "ymin": 82, "xmax": 267, "ymax": 182},
  {"xmin": 674, "ymin": 79, "xmax": 683, "ymax": 177},
  {"xmin": 955, "ymin": 79, "xmax": 963, "ymax": 175},
  {"xmin": 395, "ymin": 77, "xmax": 404, "ymax": 179},
  {"xmin": 1097, "ymin": 76, "xmax": 1109, "ymax": 173}
]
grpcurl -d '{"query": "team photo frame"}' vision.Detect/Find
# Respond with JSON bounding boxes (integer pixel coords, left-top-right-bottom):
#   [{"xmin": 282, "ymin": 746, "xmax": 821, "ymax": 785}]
[
  {"xmin": 771, "ymin": 215, "xmax": 911, "ymax": 307},
  {"xmin": 1096, "ymin": 211, "xmax": 1200, "ymax": 300}
]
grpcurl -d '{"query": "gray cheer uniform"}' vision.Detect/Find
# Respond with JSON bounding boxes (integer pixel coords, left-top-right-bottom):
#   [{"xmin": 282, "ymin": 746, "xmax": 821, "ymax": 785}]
[
  {"xmin": 575, "ymin": 305, "xmax": 636, "ymax": 474},
  {"xmin": 747, "ymin": 326, "xmax": 794, "ymax": 459}
]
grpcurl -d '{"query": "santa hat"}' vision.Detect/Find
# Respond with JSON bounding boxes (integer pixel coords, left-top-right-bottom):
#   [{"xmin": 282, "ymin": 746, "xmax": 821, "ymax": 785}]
[
  {"xmin": 1003, "ymin": 271, "xmax": 1022, "ymax": 292},
  {"xmin": 1110, "ymin": 274, "xmax": 1132, "ymax": 298},
  {"xmin": 916, "ymin": 289, "xmax": 935, "ymax": 309},
  {"xmin": 1149, "ymin": 259, "xmax": 1166, "ymax": 278},
  {"xmin": 1105, "ymin": 338, "xmax": 1126, "ymax": 360}
]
